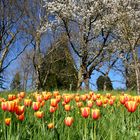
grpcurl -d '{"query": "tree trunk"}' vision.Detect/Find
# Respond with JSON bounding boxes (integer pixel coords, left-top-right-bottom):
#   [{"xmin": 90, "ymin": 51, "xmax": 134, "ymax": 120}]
[
  {"xmin": 103, "ymin": 81, "xmax": 107, "ymax": 91},
  {"xmin": 77, "ymin": 67, "xmax": 83, "ymax": 90},
  {"xmin": 132, "ymin": 49, "xmax": 140, "ymax": 95},
  {"xmin": 135, "ymin": 67, "xmax": 140, "ymax": 95},
  {"xmin": 84, "ymin": 77, "xmax": 89, "ymax": 91},
  {"xmin": 33, "ymin": 32, "xmax": 42, "ymax": 92}
]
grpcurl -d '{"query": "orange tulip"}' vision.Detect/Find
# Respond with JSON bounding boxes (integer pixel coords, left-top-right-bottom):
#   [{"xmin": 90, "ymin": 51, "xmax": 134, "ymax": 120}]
[
  {"xmin": 89, "ymin": 91, "xmax": 94, "ymax": 96},
  {"xmin": 49, "ymin": 106, "xmax": 56, "ymax": 113},
  {"xmin": 87, "ymin": 95, "xmax": 91, "ymax": 100},
  {"xmin": 32, "ymin": 102, "xmax": 40, "ymax": 111},
  {"xmin": 91, "ymin": 109, "xmax": 100, "ymax": 120},
  {"xmin": 40, "ymin": 100, "xmax": 45, "ymax": 107},
  {"xmin": 34, "ymin": 111, "xmax": 44, "ymax": 118},
  {"xmin": 8, "ymin": 94, "xmax": 16, "ymax": 101},
  {"xmin": 75, "ymin": 96, "xmax": 80, "ymax": 102},
  {"xmin": 97, "ymin": 94, "xmax": 101, "ymax": 98},
  {"xmin": 53, "ymin": 91, "xmax": 59, "ymax": 97},
  {"xmin": 19, "ymin": 92, "xmax": 26, "ymax": 98},
  {"xmin": 80, "ymin": 95, "xmax": 87, "ymax": 101},
  {"xmin": 36, "ymin": 95, "xmax": 43, "ymax": 103},
  {"xmin": 56, "ymin": 95, "xmax": 61, "ymax": 103},
  {"xmin": 48, "ymin": 123, "xmax": 54, "ymax": 129},
  {"xmin": 125, "ymin": 101, "xmax": 137, "ymax": 113},
  {"xmin": 103, "ymin": 98, "xmax": 108, "ymax": 104},
  {"xmin": 24, "ymin": 99, "xmax": 32, "ymax": 107},
  {"xmin": 81, "ymin": 107, "xmax": 90, "ymax": 118},
  {"xmin": 92, "ymin": 94, "xmax": 97, "ymax": 101},
  {"xmin": 64, "ymin": 95, "xmax": 71, "ymax": 104},
  {"xmin": 96, "ymin": 100, "xmax": 102, "ymax": 107},
  {"xmin": 1, "ymin": 102, "xmax": 7, "ymax": 111},
  {"xmin": 5, "ymin": 118, "xmax": 11, "ymax": 126},
  {"xmin": 76, "ymin": 102, "xmax": 83, "ymax": 108},
  {"xmin": 17, "ymin": 113, "xmax": 24, "ymax": 121},
  {"xmin": 15, "ymin": 105, "xmax": 24, "ymax": 115},
  {"xmin": 106, "ymin": 93, "xmax": 111, "ymax": 99},
  {"xmin": 120, "ymin": 96, "xmax": 125, "ymax": 104},
  {"xmin": 50, "ymin": 99, "xmax": 58, "ymax": 107},
  {"xmin": 87, "ymin": 100, "xmax": 93, "ymax": 108},
  {"xmin": 64, "ymin": 117, "xmax": 74, "ymax": 127},
  {"xmin": 109, "ymin": 99, "xmax": 114, "ymax": 106},
  {"xmin": 64, "ymin": 104, "xmax": 71, "ymax": 111},
  {"xmin": 7, "ymin": 101, "xmax": 16, "ymax": 112},
  {"xmin": 43, "ymin": 93, "xmax": 51, "ymax": 101}
]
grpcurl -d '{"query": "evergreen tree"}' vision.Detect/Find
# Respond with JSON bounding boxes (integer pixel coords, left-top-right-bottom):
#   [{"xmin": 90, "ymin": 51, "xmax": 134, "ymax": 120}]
[
  {"xmin": 10, "ymin": 72, "xmax": 21, "ymax": 91},
  {"xmin": 40, "ymin": 35, "xmax": 78, "ymax": 91},
  {"xmin": 96, "ymin": 75, "xmax": 113, "ymax": 91}
]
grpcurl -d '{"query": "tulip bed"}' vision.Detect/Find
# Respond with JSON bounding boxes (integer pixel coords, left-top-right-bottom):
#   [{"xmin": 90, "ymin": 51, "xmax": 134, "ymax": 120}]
[{"xmin": 0, "ymin": 91, "xmax": 140, "ymax": 140}]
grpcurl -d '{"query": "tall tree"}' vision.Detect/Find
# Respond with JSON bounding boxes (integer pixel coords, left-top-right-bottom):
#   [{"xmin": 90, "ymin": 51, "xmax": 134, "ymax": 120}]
[
  {"xmin": 42, "ymin": 0, "xmax": 116, "ymax": 90},
  {"xmin": 104, "ymin": 0, "xmax": 140, "ymax": 94},
  {"xmin": 10, "ymin": 72, "xmax": 21, "ymax": 91},
  {"xmin": 40, "ymin": 34, "xmax": 78, "ymax": 90},
  {"xmin": 16, "ymin": 0, "xmax": 49, "ymax": 91},
  {"xmin": 0, "ymin": 0, "xmax": 30, "ymax": 88}
]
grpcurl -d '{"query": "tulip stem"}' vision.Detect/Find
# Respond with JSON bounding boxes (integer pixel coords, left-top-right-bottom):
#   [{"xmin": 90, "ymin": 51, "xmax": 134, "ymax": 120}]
[
  {"xmin": 68, "ymin": 127, "xmax": 70, "ymax": 140},
  {"xmin": 3, "ymin": 112, "xmax": 6, "ymax": 140},
  {"xmin": 84, "ymin": 119, "xmax": 87, "ymax": 140},
  {"xmin": 94, "ymin": 121, "xmax": 96, "ymax": 140}
]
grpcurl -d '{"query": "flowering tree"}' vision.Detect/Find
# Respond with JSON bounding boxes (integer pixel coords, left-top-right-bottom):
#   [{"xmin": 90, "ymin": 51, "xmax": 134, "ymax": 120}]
[
  {"xmin": 42, "ymin": 0, "xmax": 117, "ymax": 90},
  {"xmin": 103, "ymin": 0, "xmax": 140, "ymax": 94}
]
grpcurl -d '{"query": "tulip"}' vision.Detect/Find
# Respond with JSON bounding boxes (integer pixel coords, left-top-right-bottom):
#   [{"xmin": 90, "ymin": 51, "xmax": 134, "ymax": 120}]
[
  {"xmin": 17, "ymin": 113, "xmax": 24, "ymax": 121},
  {"xmin": 92, "ymin": 94, "xmax": 97, "ymax": 101},
  {"xmin": 48, "ymin": 123, "xmax": 54, "ymax": 129},
  {"xmin": 8, "ymin": 94, "xmax": 16, "ymax": 101},
  {"xmin": 50, "ymin": 99, "xmax": 58, "ymax": 107},
  {"xmin": 24, "ymin": 99, "xmax": 32, "ymax": 107},
  {"xmin": 40, "ymin": 100, "xmax": 45, "ymax": 107},
  {"xmin": 76, "ymin": 102, "xmax": 83, "ymax": 108},
  {"xmin": 80, "ymin": 95, "xmax": 87, "ymax": 101},
  {"xmin": 81, "ymin": 107, "xmax": 90, "ymax": 118},
  {"xmin": 15, "ymin": 105, "xmax": 24, "ymax": 115},
  {"xmin": 0, "ymin": 97, "xmax": 5, "ymax": 102},
  {"xmin": 64, "ymin": 104, "xmax": 71, "ymax": 111},
  {"xmin": 7, "ymin": 101, "xmax": 16, "ymax": 112},
  {"xmin": 1, "ymin": 102, "xmax": 7, "ymax": 111},
  {"xmin": 64, "ymin": 95, "xmax": 71, "ymax": 104},
  {"xmin": 97, "ymin": 94, "xmax": 100, "ymax": 98},
  {"xmin": 56, "ymin": 95, "xmax": 61, "ymax": 102},
  {"xmin": 103, "ymin": 98, "xmax": 108, "ymax": 104},
  {"xmin": 89, "ymin": 91, "xmax": 94, "ymax": 96},
  {"xmin": 106, "ymin": 93, "xmax": 111, "ymax": 99},
  {"xmin": 5, "ymin": 118, "xmax": 11, "ymax": 126},
  {"xmin": 87, "ymin": 100, "xmax": 93, "ymax": 108},
  {"xmin": 49, "ymin": 106, "xmax": 56, "ymax": 113},
  {"xmin": 32, "ymin": 102, "xmax": 40, "ymax": 111},
  {"xmin": 64, "ymin": 117, "xmax": 74, "ymax": 127},
  {"xmin": 109, "ymin": 99, "xmax": 114, "ymax": 106},
  {"xmin": 125, "ymin": 101, "xmax": 137, "ymax": 113},
  {"xmin": 34, "ymin": 111, "xmax": 44, "ymax": 118},
  {"xmin": 75, "ymin": 96, "xmax": 80, "ymax": 102},
  {"xmin": 91, "ymin": 109, "xmax": 100, "ymax": 120},
  {"xmin": 53, "ymin": 91, "xmax": 59, "ymax": 97},
  {"xmin": 36, "ymin": 95, "xmax": 43, "ymax": 103},
  {"xmin": 96, "ymin": 100, "xmax": 102, "ymax": 107},
  {"xmin": 111, "ymin": 96, "xmax": 116, "ymax": 101},
  {"xmin": 43, "ymin": 93, "xmax": 52, "ymax": 100},
  {"xmin": 19, "ymin": 92, "xmax": 26, "ymax": 98},
  {"xmin": 120, "ymin": 96, "xmax": 125, "ymax": 104}
]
